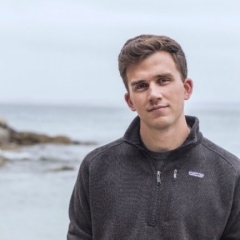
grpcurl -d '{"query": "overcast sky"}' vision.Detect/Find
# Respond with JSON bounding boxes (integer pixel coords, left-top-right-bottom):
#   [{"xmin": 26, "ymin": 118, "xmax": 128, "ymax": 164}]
[{"xmin": 0, "ymin": 0, "xmax": 239, "ymax": 107}]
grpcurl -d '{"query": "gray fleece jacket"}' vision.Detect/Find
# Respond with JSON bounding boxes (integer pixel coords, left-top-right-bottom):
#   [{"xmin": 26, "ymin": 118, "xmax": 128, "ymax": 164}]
[{"xmin": 67, "ymin": 116, "xmax": 240, "ymax": 240}]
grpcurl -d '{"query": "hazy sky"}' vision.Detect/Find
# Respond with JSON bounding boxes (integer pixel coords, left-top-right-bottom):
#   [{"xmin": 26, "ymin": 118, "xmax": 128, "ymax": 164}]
[{"xmin": 0, "ymin": 0, "xmax": 239, "ymax": 107}]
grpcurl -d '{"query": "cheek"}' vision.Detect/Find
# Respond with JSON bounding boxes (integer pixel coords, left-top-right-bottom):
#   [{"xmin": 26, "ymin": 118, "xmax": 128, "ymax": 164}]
[
  {"xmin": 168, "ymin": 87, "xmax": 186, "ymax": 108},
  {"xmin": 177, "ymin": 85, "xmax": 186, "ymax": 97},
  {"xmin": 131, "ymin": 96, "xmax": 146, "ymax": 112},
  {"xmin": 131, "ymin": 98, "xmax": 140, "ymax": 109},
  {"xmin": 168, "ymin": 86, "xmax": 184, "ymax": 99}
]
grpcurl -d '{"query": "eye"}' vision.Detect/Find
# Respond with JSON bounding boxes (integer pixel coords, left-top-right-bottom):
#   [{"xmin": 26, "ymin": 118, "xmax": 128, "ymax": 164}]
[
  {"xmin": 135, "ymin": 82, "xmax": 148, "ymax": 90},
  {"xmin": 158, "ymin": 78, "xmax": 169, "ymax": 85}
]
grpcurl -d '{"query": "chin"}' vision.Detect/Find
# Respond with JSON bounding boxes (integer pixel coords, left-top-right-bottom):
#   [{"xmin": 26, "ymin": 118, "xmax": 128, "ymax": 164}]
[
  {"xmin": 153, "ymin": 123, "xmax": 170, "ymax": 131},
  {"xmin": 148, "ymin": 117, "xmax": 171, "ymax": 130}
]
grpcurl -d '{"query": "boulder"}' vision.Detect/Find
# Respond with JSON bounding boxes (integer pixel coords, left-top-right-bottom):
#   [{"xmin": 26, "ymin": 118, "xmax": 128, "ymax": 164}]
[
  {"xmin": 46, "ymin": 165, "xmax": 75, "ymax": 172},
  {"xmin": 0, "ymin": 127, "xmax": 10, "ymax": 144},
  {"xmin": 10, "ymin": 132, "xmax": 73, "ymax": 145},
  {"xmin": 0, "ymin": 117, "xmax": 12, "ymax": 145},
  {"xmin": 0, "ymin": 116, "xmax": 7, "ymax": 127},
  {"xmin": 0, "ymin": 116, "xmax": 97, "ymax": 148}
]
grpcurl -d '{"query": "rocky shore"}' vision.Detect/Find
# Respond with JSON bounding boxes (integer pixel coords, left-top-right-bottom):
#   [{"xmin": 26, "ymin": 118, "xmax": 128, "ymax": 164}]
[{"xmin": 0, "ymin": 116, "xmax": 96, "ymax": 167}]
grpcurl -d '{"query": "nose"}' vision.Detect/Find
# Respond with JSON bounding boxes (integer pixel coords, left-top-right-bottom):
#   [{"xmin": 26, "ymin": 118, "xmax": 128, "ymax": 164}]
[{"xmin": 148, "ymin": 83, "xmax": 162, "ymax": 104}]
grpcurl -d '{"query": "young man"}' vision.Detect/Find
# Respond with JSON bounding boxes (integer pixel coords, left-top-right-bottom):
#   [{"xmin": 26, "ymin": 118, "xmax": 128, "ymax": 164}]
[{"xmin": 67, "ymin": 35, "xmax": 240, "ymax": 240}]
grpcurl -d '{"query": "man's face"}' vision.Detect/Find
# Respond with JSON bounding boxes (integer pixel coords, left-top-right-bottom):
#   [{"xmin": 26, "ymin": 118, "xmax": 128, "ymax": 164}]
[{"xmin": 125, "ymin": 51, "xmax": 193, "ymax": 131}]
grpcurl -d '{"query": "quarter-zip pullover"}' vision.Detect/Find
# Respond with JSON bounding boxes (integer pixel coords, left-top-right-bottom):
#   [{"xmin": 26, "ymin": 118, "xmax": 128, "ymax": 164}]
[{"xmin": 67, "ymin": 116, "xmax": 240, "ymax": 240}]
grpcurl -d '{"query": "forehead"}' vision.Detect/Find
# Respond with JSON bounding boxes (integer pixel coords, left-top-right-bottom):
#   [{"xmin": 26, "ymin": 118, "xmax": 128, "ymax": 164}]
[{"xmin": 126, "ymin": 51, "xmax": 180, "ymax": 82}]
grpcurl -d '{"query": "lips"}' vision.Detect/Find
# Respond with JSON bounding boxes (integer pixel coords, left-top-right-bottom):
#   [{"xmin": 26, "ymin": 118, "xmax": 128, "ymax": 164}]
[{"xmin": 147, "ymin": 105, "xmax": 168, "ymax": 112}]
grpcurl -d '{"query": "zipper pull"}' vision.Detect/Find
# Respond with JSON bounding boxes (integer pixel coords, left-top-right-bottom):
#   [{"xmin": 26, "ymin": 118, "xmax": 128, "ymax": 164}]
[
  {"xmin": 157, "ymin": 171, "xmax": 161, "ymax": 185},
  {"xmin": 174, "ymin": 169, "xmax": 177, "ymax": 180}
]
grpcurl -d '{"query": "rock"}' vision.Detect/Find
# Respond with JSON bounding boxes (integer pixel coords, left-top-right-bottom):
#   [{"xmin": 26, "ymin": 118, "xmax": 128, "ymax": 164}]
[
  {"xmin": 0, "ymin": 116, "xmax": 7, "ymax": 128},
  {"xmin": 0, "ymin": 115, "xmax": 97, "ymax": 147},
  {"xmin": 0, "ymin": 117, "xmax": 16, "ymax": 146},
  {"xmin": 10, "ymin": 132, "xmax": 73, "ymax": 145},
  {"xmin": 73, "ymin": 140, "xmax": 97, "ymax": 145},
  {"xmin": 0, "ymin": 117, "xmax": 11, "ymax": 144},
  {"xmin": 0, "ymin": 143, "xmax": 20, "ymax": 151},
  {"xmin": 0, "ymin": 127, "xmax": 10, "ymax": 144},
  {"xmin": 47, "ymin": 165, "xmax": 75, "ymax": 172},
  {"xmin": 49, "ymin": 135, "xmax": 73, "ymax": 144}
]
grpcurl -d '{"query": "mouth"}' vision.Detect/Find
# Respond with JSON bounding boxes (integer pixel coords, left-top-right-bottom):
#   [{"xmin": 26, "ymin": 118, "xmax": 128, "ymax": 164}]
[{"xmin": 147, "ymin": 105, "xmax": 168, "ymax": 112}]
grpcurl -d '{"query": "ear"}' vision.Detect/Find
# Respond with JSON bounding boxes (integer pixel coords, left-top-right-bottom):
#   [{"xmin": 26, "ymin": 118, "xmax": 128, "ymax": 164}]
[
  {"xmin": 183, "ymin": 78, "xmax": 193, "ymax": 100},
  {"xmin": 124, "ymin": 93, "xmax": 136, "ymax": 111}
]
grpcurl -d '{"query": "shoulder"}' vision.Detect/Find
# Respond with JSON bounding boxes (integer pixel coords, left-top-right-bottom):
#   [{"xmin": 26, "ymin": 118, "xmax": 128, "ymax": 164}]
[
  {"xmin": 80, "ymin": 138, "xmax": 127, "ymax": 169},
  {"xmin": 200, "ymin": 137, "xmax": 240, "ymax": 174}
]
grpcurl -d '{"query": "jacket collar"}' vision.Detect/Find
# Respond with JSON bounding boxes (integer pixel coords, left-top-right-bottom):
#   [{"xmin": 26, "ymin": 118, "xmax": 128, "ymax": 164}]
[{"xmin": 123, "ymin": 115, "xmax": 202, "ymax": 157}]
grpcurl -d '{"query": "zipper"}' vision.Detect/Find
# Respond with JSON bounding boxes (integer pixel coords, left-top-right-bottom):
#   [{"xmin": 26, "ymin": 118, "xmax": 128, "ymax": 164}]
[
  {"xmin": 149, "ymin": 171, "xmax": 161, "ymax": 226},
  {"xmin": 165, "ymin": 169, "xmax": 178, "ymax": 221},
  {"xmin": 173, "ymin": 169, "xmax": 177, "ymax": 180},
  {"xmin": 149, "ymin": 167, "xmax": 179, "ymax": 226},
  {"xmin": 157, "ymin": 170, "xmax": 161, "ymax": 185}
]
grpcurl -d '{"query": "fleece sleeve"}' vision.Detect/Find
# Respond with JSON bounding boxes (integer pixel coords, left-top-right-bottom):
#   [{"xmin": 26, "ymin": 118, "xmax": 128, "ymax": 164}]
[
  {"xmin": 67, "ymin": 159, "xmax": 92, "ymax": 240},
  {"xmin": 220, "ymin": 174, "xmax": 240, "ymax": 240}
]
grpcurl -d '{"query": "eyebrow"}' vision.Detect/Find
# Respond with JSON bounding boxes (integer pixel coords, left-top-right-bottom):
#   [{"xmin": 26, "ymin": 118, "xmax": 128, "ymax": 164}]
[
  {"xmin": 130, "ymin": 80, "xmax": 145, "ymax": 87},
  {"xmin": 130, "ymin": 73, "xmax": 173, "ymax": 87},
  {"xmin": 155, "ymin": 73, "xmax": 173, "ymax": 79}
]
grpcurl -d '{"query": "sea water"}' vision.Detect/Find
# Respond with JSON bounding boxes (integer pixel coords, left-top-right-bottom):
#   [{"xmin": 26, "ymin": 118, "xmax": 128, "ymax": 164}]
[{"xmin": 0, "ymin": 103, "xmax": 239, "ymax": 240}]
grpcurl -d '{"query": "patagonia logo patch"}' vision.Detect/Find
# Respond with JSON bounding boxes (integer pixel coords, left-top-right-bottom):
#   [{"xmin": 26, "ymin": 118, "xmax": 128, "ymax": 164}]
[{"xmin": 188, "ymin": 171, "xmax": 204, "ymax": 178}]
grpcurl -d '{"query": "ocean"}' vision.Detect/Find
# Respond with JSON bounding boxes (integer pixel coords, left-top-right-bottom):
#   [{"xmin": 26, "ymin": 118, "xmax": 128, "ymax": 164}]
[{"xmin": 0, "ymin": 103, "xmax": 239, "ymax": 240}]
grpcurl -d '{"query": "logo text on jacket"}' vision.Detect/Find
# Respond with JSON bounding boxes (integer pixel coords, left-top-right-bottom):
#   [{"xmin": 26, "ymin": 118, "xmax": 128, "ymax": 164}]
[{"xmin": 188, "ymin": 171, "xmax": 204, "ymax": 178}]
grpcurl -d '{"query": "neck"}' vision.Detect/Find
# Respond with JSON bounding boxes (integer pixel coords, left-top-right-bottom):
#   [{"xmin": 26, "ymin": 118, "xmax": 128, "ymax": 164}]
[{"xmin": 140, "ymin": 116, "xmax": 190, "ymax": 152}]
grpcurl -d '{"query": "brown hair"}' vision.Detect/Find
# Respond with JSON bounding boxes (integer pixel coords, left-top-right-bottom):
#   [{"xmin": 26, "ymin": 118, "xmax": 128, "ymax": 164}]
[{"xmin": 118, "ymin": 34, "xmax": 188, "ymax": 89}]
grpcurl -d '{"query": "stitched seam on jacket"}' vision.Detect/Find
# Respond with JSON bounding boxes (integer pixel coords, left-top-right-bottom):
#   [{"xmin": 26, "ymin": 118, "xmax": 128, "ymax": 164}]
[
  {"xmin": 201, "ymin": 142, "xmax": 239, "ymax": 174},
  {"xmin": 88, "ymin": 139, "xmax": 126, "ymax": 167}
]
